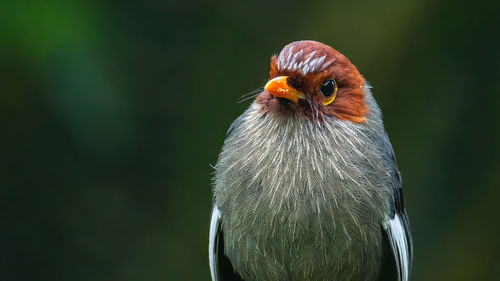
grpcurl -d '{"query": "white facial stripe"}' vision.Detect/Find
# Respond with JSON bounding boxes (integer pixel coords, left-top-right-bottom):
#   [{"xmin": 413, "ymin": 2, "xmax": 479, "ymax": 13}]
[
  {"xmin": 277, "ymin": 48, "xmax": 329, "ymax": 74},
  {"xmin": 302, "ymin": 51, "xmax": 316, "ymax": 66},
  {"xmin": 291, "ymin": 50, "xmax": 303, "ymax": 70},
  {"xmin": 286, "ymin": 46, "xmax": 294, "ymax": 67}
]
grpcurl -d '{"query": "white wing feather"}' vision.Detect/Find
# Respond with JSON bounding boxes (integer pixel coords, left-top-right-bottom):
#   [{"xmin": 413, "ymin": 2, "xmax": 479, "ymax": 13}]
[
  {"xmin": 384, "ymin": 213, "xmax": 411, "ymax": 281},
  {"xmin": 209, "ymin": 205, "xmax": 222, "ymax": 281}
]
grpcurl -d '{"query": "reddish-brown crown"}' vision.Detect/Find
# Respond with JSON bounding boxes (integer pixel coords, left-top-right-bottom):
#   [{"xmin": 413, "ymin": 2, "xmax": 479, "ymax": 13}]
[{"xmin": 256, "ymin": 40, "xmax": 368, "ymax": 123}]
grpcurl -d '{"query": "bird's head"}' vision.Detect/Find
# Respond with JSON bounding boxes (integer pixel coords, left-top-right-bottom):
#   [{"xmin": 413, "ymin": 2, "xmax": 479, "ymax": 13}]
[{"xmin": 256, "ymin": 40, "xmax": 368, "ymax": 123}]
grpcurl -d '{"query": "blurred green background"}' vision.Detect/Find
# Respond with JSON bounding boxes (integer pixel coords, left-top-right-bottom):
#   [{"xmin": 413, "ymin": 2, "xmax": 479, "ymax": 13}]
[{"xmin": 1, "ymin": 0, "xmax": 499, "ymax": 280}]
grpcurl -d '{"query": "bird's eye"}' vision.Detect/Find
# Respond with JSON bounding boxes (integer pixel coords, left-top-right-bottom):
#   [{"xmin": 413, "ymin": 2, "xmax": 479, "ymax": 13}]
[
  {"xmin": 320, "ymin": 79, "xmax": 337, "ymax": 105},
  {"xmin": 320, "ymin": 80, "xmax": 336, "ymax": 97}
]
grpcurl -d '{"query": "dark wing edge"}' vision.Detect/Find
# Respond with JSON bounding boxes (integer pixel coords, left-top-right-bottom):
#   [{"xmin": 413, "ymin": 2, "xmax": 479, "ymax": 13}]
[
  {"xmin": 209, "ymin": 205, "xmax": 222, "ymax": 281},
  {"xmin": 226, "ymin": 113, "xmax": 245, "ymax": 139},
  {"xmin": 209, "ymin": 113, "xmax": 243, "ymax": 281},
  {"xmin": 209, "ymin": 112, "xmax": 248, "ymax": 281},
  {"xmin": 381, "ymin": 133, "xmax": 414, "ymax": 281}
]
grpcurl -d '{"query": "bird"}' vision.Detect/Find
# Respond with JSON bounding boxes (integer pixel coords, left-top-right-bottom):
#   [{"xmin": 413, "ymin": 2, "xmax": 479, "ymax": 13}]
[{"xmin": 209, "ymin": 40, "xmax": 413, "ymax": 281}]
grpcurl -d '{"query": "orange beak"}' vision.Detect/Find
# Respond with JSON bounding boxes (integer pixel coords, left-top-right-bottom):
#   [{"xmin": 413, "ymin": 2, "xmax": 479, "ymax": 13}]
[{"xmin": 264, "ymin": 76, "xmax": 305, "ymax": 104}]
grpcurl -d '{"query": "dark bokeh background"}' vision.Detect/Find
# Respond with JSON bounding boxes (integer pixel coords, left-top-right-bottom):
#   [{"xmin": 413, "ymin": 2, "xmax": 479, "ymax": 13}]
[{"xmin": 1, "ymin": 0, "xmax": 499, "ymax": 280}]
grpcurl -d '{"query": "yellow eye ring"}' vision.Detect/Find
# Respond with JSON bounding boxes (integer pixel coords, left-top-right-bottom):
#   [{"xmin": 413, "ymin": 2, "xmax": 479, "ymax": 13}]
[{"xmin": 321, "ymin": 80, "xmax": 337, "ymax": 105}]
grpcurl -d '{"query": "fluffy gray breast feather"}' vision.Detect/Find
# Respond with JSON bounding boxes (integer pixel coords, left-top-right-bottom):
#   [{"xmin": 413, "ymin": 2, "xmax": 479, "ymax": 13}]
[{"xmin": 210, "ymin": 86, "xmax": 412, "ymax": 281}]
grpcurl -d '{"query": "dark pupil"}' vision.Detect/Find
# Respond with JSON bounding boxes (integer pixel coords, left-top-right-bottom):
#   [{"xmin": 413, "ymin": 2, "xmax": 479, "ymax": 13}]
[{"xmin": 321, "ymin": 80, "xmax": 336, "ymax": 97}]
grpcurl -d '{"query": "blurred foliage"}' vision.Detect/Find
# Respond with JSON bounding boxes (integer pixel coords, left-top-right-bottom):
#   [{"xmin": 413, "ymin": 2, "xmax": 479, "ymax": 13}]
[{"xmin": 1, "ymin": 0, "xmax": 499, "ymax": 280}]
